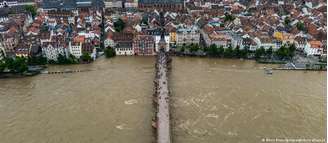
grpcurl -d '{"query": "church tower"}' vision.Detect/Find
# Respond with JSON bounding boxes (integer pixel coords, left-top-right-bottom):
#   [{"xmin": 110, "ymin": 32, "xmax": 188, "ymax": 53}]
[{"xmin": 157, "ymin": 11, "xmax": 169, "ymax": 52}]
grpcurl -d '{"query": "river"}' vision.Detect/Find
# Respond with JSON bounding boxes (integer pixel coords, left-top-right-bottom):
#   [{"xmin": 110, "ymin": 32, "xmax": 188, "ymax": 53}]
[
  {"xmin": 171, "ymin": 57, "xmax": 326, "ymax": 143},
  {"xmin": 0, "ymin": 56, "xmax": 326, "ymax": 143},
  {"xmin": 0, "ymin": 57, "xmax": 155, "ymax": 143}
]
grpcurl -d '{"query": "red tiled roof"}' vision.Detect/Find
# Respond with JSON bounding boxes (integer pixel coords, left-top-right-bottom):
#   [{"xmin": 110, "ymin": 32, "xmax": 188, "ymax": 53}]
[{"xmin": 74, "ymin": 35, "xmax": 85, "ymax": 43}]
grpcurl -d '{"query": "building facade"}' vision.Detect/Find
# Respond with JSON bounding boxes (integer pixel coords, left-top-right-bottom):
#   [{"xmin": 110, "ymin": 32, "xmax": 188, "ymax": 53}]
[
  {"xmin": 133, "ymin": 35, "xmax": 155, "ymax": 56},
  {"xmin": 304, "ymin": 41, "xmax": 323, "ymax": 56},
  {"xmin": 176, "ymin": 25, "xmax": 200, "ymax": 46},
  {"xmin": 42, "ymin": 42, "xmax": 67, "ymax": 61},
  {"xmin": 138, "ymin": 0, "xmax": 184, "ymax": 11}
]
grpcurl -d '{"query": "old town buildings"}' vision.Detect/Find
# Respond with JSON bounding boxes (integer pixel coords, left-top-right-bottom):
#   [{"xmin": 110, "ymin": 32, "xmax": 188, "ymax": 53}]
[
  {"xmin": 0, "ymin": 0, "xmax": 327, "ymax": 60},
  {"xmin": 133, "ymin": 35, "xmax": 155, "ymax": 55}
]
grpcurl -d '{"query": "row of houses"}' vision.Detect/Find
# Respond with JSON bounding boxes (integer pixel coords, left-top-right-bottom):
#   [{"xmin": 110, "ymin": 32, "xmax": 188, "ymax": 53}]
[
  {"xmin": 105, "ymin": 10, "xmax": 325, "ymax": 57},
  {"xmin": 0, "ymin": 9, "xmax": 101, "ymax": 61}
]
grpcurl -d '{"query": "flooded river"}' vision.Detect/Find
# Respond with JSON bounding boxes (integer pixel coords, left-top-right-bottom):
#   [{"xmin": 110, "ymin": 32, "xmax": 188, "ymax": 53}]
[
  {"xmin": 0, "ymin": 57, "xmax": 155, "ymax": 143},
  {"xmin": 171, "ymin": 57, "xmax": 326, "ymax": 143},
  {"xmin": 0, "ymin": 56, "xmax": 326, "ymax": 143}
]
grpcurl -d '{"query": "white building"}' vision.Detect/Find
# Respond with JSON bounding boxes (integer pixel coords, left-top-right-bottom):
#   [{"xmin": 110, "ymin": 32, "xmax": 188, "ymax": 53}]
[
  {"xmin": 0, "ymin": 1, "xmax": 36, "ymax": 8},
  {"xmin": 176, "ymin": 25, "xmax": 200, "ymax": 46},
  {"xmin": 294, "ymin": 36, "xmax": 307, "ymax": 51},
  {"xmin": 240, "ymin": 35, "xmax": 258, "ymax": 51},
  {"xmin": 124, "ymin": 1, "xmax": 138, "ymax": 8},
  {"xmin": 201, "ymin": 30, "xmax": 233, "ymax": 48},
  {"xmin": 69, "ymin": 41, "xmax": 83, "ymax": 58},
  {"xmin": 42, "ymin": 43, "xmax": 67, "ymax": 61},
  {"xmin": 254, "ymin": 36, "xmax": 278, "ymax": 50},
  {"xmin": 304, "ymin": 41, "xmax": 323, "ymax": 56},
  {"xmin": 104, "ymin": 0, "xmax": 122, "ymax": 8},
  {"xmin": 1, "ymin": 37, "xmax": 17, "ymax": 54},
  {"xmin": 115, "ymin": 47, "xmax": 134, "ymax": 55},
  {"xmin": 104, "ymin": 38, "xmax": 115, "ymax": 48}
]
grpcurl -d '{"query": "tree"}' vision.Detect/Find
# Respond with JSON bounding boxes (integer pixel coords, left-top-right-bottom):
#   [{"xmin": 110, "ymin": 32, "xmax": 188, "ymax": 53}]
[
  {"xmin": 4, "ymin": 57, "xmax": 28, "ymax": 73},
  {"xmin": 240, "ymin": 47, "xmax": 249, "ymax": 58},
  {"xmin": 67, "ymin": 54, "xmax": 79, "ymax": 64},
  {"xmin": 207, "ymin": 44, "xmax": 218, "ymax": 57},
  {"xmin": 189, "ymin": 44, "xmax": 200, "ymax": 53},
  {"xmin": 284, "ymin": 17, "xmax": 291, "ymax": 26},
  {"xmin": 24, "ymin": 5, "xmax": 37, "ymax": 18},
  {"xmin": 5, "ymin": 58, "xmax": 15, "ymax": 71},
  {"xmin": 220, "ymin": 23, "xmax": 225, "ymax": 27},
  {"xmin": 57, "ymin": 54, "xmax": 67, "ymax": 64},
  {"xmin": 217, "ymin": 46, "xmax": 224, "ymax": 57},
  {"xmin": 255, "ymin": 47, "xmax": 265, "ymax": 59},
  {"xmin": 223, "ymin": 46, "xmax": 234, "ymax": 58},
  {"xmin": 114, "ymin": 18, "xmax": 126, "ymax": 32},
  {"xmin": 265, "ymin": 47, "xmax": 273, "ymax": 58},
  {"xmin": 275, "ymin": 45, "xmax": 289, "ymax": 60},
  {"xmin": 0, "ymin": 60, "xmax": 6, "ymax": 72},
  {"xmin": 180, "ymin": 46, "xmax": 185, "ymax": 53},
  {"xmin": 105, "ymin": 47, "xmax": 116, "ymax": 58},
  {"xmin": 275, "ymin": 44, "xmax": 296, "ymax": 60},
  {"xmin": 55, "ymin": 54, "xmax": 78, "ymax": 65},
  {"xmin": 81, "ymin": 53, "xmax": 92, "ymax": 63},
  {"xmin": 224, "ymin": 13, "xmax": 235, "ymax": 22},
  {"xmin": 141, "ymin": 16, "xmax": 148, "ymax": 25},
  {"xmin": 296, "ymin": 22, "xmax": 306, "ymax": 31},
  {"xmin": 14, "ymin": 57, "xmax": 28, "ymax": 73},
  {"xmin": 233, "ymin": 45, "xmax": 241, "ymax": 58}
]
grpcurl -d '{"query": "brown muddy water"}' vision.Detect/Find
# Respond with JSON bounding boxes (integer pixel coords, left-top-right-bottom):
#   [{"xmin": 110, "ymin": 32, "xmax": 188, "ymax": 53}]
[
  {"xmin": 171, "ymin": 57, "xmax": 326, "ymax": 143},
  {"xmin": 0, "ymin": 56, "xmax": 326, "ymax": 143}
]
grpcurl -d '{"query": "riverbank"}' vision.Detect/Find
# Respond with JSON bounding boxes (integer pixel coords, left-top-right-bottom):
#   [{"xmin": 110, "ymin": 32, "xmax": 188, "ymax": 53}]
[
  {"xmin": 0, "ymin": 65, "xmax": 47, "ymax": 79},
  {"xmin": 0, "ymin": 71, "xmax": 39, "ymax": 78},
  {"xmin": 171, "ymin": 52, "xmax": 327, "ymax": 71},
  {"xmin": 171, "ymin": 51, "xmax": 280, "ymax": 63}
]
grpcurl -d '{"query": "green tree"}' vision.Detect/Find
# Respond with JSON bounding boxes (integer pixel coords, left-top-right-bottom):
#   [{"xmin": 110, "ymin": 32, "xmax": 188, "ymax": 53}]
[
  {"xmin": 207, "ymin": 44, "xmax": 218, "ymax": 57},
  {"xmin": 233, "ymin": 45, "xmax": 241, "ymax": 58},
  {"xmin": 240, "ymin": 47, "xmax": 249, "ymax": 58},
  {"xmin": 180, "ymin": 46, "xmax": 185, "ymax": 53},
  {"xmin": 0, "ymin": 60, "xmax": 6, "ymax": 72},
  {"xmin": 68, "ymin": 54, "xmax": 79, "ymax": 64},
  {"xmin": 5, "ymin": 58, "xmax": 15, "ymax": 71},
  {"xmin": 284, "ymin": 17, "xmax": 291, "ymax": 26},
  {"xmin": 55, "ymin": 54, "xmax": 78, "ymax": 65},
  {"xmin": 14, "ymin": 57, "xmax": 28, "ymax": 73},
  {"xmin": 275, "ymin": 45, "xmax": 289, "ymax": 60},
  {"xmin": 24, "ymin": 5, "xmax": 37, "ymax": 18},
  {"xmin": 217, "ymin": 46, "xmax": 224, "ymax": 57},
  {"xmin": 265, "ymin": 47, "xmax": 273, "ymax": 58},
  {"xmin": 296, "ymin": 22, "xmax": 306, "ymax": 31},
  {"xmin": 105, "ymin": 47, "xmax": 116, "ymax": 58},
  {"xmin": 189, "ymin": 44, "xmax": 200, "ymax": 53},
  {"xmin": 81, "ymin": 53, "xmax": 92, "ymax": 63},
  {"xmin": 4, "ymin": 57, "xmax": 28, "ymax": 73},
  {"xmin": 114, "ymin": 18, "xmax": 126, "ymax": 33},
  {"xmin": 223, "ymin": 46, "xmax": 234, "ymax": 58},
  {"xmin": 57, "ymin": 54, "xmax": 67, "ymax": 64},
  {"xmin": 255, "ymin": 47, "xmax": 266, "ymax": 59},
  {"xmin": 224, "ymin": 13, "xmax": 235, "ymax": 22},
  {"xmin": 288, "ymin": 44, "xmax": 296, "ymax": 58}
]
